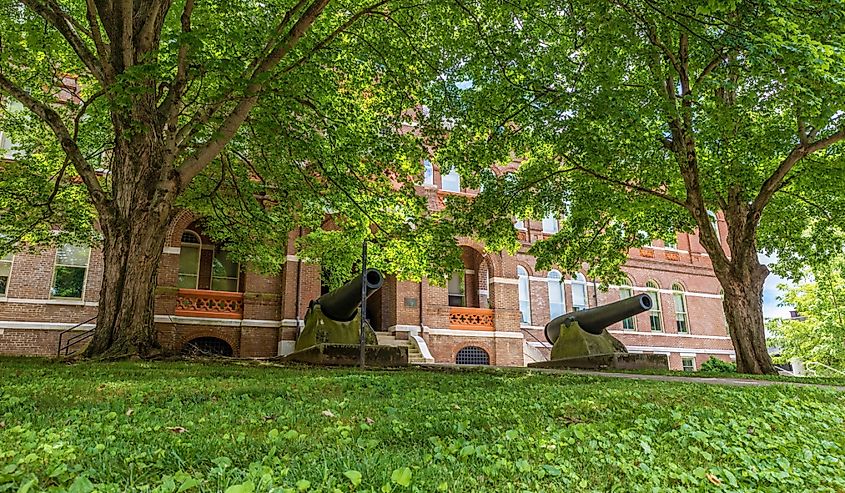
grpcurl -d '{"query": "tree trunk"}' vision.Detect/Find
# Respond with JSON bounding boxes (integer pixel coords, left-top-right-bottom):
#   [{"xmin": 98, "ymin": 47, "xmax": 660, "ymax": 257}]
[
  {"xmin": 716, "ymin": 253, "xmax": 777, "ymax": 374},
  {"xmin": 83, "ymin": 142, "xmax": 177, "ymax": 359}
]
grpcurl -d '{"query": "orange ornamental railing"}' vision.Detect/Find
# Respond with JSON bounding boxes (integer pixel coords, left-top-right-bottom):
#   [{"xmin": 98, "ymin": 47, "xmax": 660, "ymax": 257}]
[
  {"xmin": 449, "ymin": 307, "xmax": 495, "ymax": 331},
  {"xmin": 175, "ymin": 289, "xmax": 244, "ymax": 319}
]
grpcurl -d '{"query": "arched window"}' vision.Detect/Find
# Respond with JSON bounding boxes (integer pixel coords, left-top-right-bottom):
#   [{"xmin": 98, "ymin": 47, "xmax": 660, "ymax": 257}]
[
  {"xmin": 672, "ymin": 283, "xmax": 689, "ymax": 333},
  {"xmin": 455, "ymin": 346, "xmax": 489, "ymax": 365},
  {"xmin": 178, "ymin": 231, "xmax": 201, "ymax": 289},
  {"xmin": 547, "ymin": 270, "xmax": 565, "ymax": 319},
  {"xmin": 646, "ymin": 281, "xmax": 662, "ymax": 331},
  {"xmin": 441, "ymin": 168, "xmax": 461, "ymax": 192},
  {"xmin": 707, "ymin": 211, "xmax": 720, "ymax": 243},
  {"xmin": 619, "ymin": 279, "xmax": 636, "ymax": 330},
  {"xmin": 542, "ymin": 214, "xmax": 559, "ymax": 234},
  {"xmin": 422, "ymin": 159, "xmax": 434, "ymax": 186},
  {"xmin": 517, "ymin": 266, "xmax": 531, "ymax": 324},
  {"xmin": 572, "ymin": 273, "xmax": 588, "ymax": 311}
]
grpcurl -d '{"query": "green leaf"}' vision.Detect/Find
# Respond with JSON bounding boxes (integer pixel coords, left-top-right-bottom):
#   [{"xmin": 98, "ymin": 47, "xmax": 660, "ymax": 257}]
[
  {"xmin": 390, "ymin": 467, "xmax": 412, "ymax": 487},
  {"xmin": 344, "ymin": 470, "xmax": 362, "ymax": 487},
  {"xmin": 225, "ymin": 482, "xmax": 255, "ymax": 493}
]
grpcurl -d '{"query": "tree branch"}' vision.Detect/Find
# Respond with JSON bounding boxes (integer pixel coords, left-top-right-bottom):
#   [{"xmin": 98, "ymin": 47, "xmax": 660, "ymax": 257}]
[
  {"xmin": 21, "ymin": 0, "xmax": 106, "ymax": 83},
  {"xmin": 0, "ymin": 73, "xmax": 106, "ymax": 205},
  {"xmin": 752, "ymin": 127, "xmax": 845, "ymax": 214}
]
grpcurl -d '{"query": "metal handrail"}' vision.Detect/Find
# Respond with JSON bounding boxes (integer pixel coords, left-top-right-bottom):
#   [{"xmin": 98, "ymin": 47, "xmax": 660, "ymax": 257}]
[
  {"xmin": 804, "ymin": 361, "xmax": 845, "ymax": 377},
  {"xmin": 56, "ymin": 316, "xmax": 97, "ymax": 357}
]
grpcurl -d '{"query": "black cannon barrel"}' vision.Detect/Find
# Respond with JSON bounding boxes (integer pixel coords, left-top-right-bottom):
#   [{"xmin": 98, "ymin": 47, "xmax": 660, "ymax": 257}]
[
  {"xmin": 544, "ymin": 294, "xmax": 652, "ymax": 343},
  {"xmin": 317, "ymin": 268, "xmax": 384, "ymax": 322}
]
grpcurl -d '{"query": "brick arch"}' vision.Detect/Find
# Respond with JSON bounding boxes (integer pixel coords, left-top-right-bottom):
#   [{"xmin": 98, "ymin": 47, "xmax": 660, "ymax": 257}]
[{"xmin": 165, "ymin": 209, "xmax": 201, "ymax": 247}]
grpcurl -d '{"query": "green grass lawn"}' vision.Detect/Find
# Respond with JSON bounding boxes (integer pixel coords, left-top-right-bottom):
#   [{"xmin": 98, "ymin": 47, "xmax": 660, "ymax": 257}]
[{"xmin": 1, "ymin": 359, "xmax": 844, "ymax": 492}]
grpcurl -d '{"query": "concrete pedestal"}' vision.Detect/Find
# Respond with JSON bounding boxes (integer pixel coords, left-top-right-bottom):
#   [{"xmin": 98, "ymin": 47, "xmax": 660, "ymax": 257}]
[
  {"xmin": 529, "ymin": 352, "xmax": 669, "ymax": 371},
  {"xmin": 282, "ymin": 343, "xmax": 409, "ymax": 367}
]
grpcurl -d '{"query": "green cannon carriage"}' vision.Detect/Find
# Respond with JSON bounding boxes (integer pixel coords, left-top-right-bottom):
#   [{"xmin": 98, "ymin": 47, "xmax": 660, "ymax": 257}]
[{"xmin": 530, "ymin": 294, "xmax": 669, "ymax": 370}]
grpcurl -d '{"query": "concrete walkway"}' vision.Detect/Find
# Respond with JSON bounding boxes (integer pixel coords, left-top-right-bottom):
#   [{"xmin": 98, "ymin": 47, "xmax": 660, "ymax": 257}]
[{"xmin": 414, "ymin": 363, "xmax": 845, "ymax": 392}]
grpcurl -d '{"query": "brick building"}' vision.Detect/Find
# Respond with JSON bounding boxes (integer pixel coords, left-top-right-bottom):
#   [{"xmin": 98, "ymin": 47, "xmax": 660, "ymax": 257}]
[{"xmin": 0, "ymin": 156, "xmax": 735, "ymax": 369}]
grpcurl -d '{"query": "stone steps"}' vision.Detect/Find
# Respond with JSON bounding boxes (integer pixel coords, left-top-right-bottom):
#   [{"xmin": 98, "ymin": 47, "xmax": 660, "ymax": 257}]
[{"xmin": 376, "ymin": 333, "xmax": 427, "ymax": 364}]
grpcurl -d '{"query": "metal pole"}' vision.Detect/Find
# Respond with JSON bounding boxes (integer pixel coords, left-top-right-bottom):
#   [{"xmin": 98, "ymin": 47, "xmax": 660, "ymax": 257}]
[{"xmin": 359, "ymin": 240, "xmax": 368, "ymax": 369}]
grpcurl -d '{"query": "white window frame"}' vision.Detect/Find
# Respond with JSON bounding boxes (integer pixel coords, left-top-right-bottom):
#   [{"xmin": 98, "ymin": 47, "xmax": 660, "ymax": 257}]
[
  {"xmin": 646, "ymin": 281, "xmax": 663, "ymax": 332},
  {"xmin": 517, "ymin": 266, "xmax": 531, "ymax": 325},
  {"xmin": 50, "ymin": 245, "xmax": 91, "ymax": 300},
  {"xmin": 447, "ymin": 271, "xmax": 466, "ymax": 307},
  {"xmin": 211, "ymin": 247, "xmax": 241, "ymax": 292},
  {"xmin": 542, "ymin": 214, "xmax": 559, "ymax": 234},
  {"xmin": 178, "ymin": 230, "xmax": 202, "ymax": 289},
  {"xmin": 571, "ymin": 273, "xmax": 588, "ymax": 311},
  {"xmin": 441, "ymin": 168, "xmax": 461, "ymax": 192},
  {"xmin": 681, "ymin": 356, "xmax": 696, "ymax": 372},
  {"xmin": 672, "ymin": 283, "xmax": 689, "ymax": 333},
  {"xmin": 422, "ymin": 159, "xmax": 434, "ymax": 186},
  {"xmin": 619, "ymin": 282, "xmax": 636, "ymax": 330},
  {"xmin": 514, "ymin": 219, "xmax": 526, "ymax": 230},
  {"xmin": 547, "ymin": 270, "xmax": 565, "ymax": 319},
  {"xmin": 0, "ymin": 252, "xmax": 14, "ymax": 297}
]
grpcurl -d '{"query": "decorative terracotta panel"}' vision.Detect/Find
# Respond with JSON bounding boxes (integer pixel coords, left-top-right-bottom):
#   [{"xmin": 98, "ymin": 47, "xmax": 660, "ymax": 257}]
[
  {"xmin": 449, "ymin": 307, "xmax": 495, "ymax": 331},
  {"xmin": 665, "ymin": 251, "xmax": 680, "ymax": 261},
  {"xmin": 639, "ymin": 248, "xmax": 655, "ymax": 258},
  {"xmin": 175, "ymin": 288, "xmax": 244, "ymax": 319}
]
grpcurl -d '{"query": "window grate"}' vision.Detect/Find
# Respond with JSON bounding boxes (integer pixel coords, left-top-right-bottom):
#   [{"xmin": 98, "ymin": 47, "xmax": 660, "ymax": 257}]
[
  {"xmin": 455, "ymin": 346, "xmax": 490, "ymax": 365},
  {"xmin": 182, "ymin": 337, "xmax": 233, "ymax": 357}
]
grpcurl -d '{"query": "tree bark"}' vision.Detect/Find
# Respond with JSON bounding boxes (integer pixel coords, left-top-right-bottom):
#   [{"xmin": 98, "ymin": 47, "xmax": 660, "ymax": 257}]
[
  {"xmin": 83, "ymin": 144, "xmax": 177, "ymax": 359},
  {"xmin": 712, "ymin": 247, "xmax": 777, "ymax": 375}
]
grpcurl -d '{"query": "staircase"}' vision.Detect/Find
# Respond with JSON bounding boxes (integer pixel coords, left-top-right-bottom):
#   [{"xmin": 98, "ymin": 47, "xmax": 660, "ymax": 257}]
[{"xmin": 376, "ymin": 333, "xmax": 429, "ymax": 364}]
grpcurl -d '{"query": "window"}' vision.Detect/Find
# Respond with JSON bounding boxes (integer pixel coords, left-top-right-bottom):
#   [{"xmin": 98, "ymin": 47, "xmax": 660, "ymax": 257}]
[
  {"xmin": 517, "ymin": 266, "xmax": 531, "ymax": 324},
  {"xmin": 211, "ymin": 249, "xmax": 240, "ymax": 292},
  {"xmin": 682, "ymin": 357, "xmax": 696, "ymax": 372},
  {"xmin": 619, "ymin": 281, "xmax": 635, "ymax": 330},
  {"xmin": 422, "ymin": 159, "xmax": 434, "ymax": 186},
  {"xmin": 672, "ymin": 283, "xmax": 689, "ymax": 333},
  {"xmin": 456, "ymin": 346, "xmax": 489, "ymax": 365},
  {"xmin": 178, "ymin": 231, "xmax": 201, "ymax": 289},
  {"xmin": 664, "ymin": 235, "xmax": 677, "ymax": 249},
  {"xmin": 514, "ymin": 219, "xmax": 526, "ymax": 230},
  {"xmin": 547, "ymin": 270, "xmax": 565, "ymax": 319},
  {"xmin": 707, "ymin": 211, "xmax": 720, "ymax": 243},
  {"xmin": 645, "ymin": 281, "xmax": 662, "ymax": 331},
  {"xmin": 542, "ymin": 214, "xmax": 559, "ymax": 234},
  {"xmin": 0, "ymin": 253, "xmax": 12, "ymax": 296},
  {"xmin": 441, "ymin": 168, "xmax": 461, "ymax": 192},
  {"xmin": 51, "ymin": 245, "xmax": 90, "ymax": 299},
  {"xmin": 572, "ymin": 273, "xmax": 588, "ymax": 311},
  {"xmin": 447, "ymin": 271, "xmax": 465, "ymax": 307}
]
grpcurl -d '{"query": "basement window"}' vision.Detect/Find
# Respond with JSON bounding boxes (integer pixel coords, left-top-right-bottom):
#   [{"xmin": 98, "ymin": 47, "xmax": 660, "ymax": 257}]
[
  {"xmin": 455, "ymin": 346, "xmax": 490, "ymax": 365},
  {"xmin": 682, "ymin": 357, "xmax": 696, "ymax": 372}
]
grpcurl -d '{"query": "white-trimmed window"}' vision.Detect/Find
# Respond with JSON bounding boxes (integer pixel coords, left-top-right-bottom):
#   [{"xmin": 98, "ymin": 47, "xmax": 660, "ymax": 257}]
[
  {"xmin": 572, "ymin": 273, "xmax": 588, "ymax": 311},
  {"xmin": 178, "ymin": 231, "xmax": 201, "ymax": 289},
  {"xmin": 423, "ymin": 159, "xmax": 434, "ymax": 186},
  {"xmin": 517, "ymin": 266, "xmax": 531, "ymax": 324},
  {"xmin": 681, "ymin": 356, "xmax": 696, "ymax": 372},
  {"xmin": 619, "ymin": 281, "xmax": 635, "ymax": 330},
  {"xmin": 0, "ymin": 253, "xmax": 12, "ymax": 296},
  {"xmin": 542, "ymin": 214, "xmax": 559, "ymax": 234},
  {"xmin": 547, "ymin": 270, "xmax": 565, "ymax": 319},
  {"xmin": 672, "ymin": 283, "xmax": 689, "ymax": 333},
  {"xmin": 707, "ymin": 211, "xmax": 720, "ymax": 243},
  {"xmin": 51, "ymin": 245, "xmax": 90, "ymax": 299},
  {"xmin": 211, "ymin": 249, "xmax": 240, "ymax": 292},
  {"xmin": 441, "ymin": 168, "xmax": 461, "ymax": 192},
  {"xmin": 447, "ymin": 271, "xmax": 465, "ymax": 307},
  {"xmin": 646, "ymin": 281, "xmax": 662, "ymax": 331},
  {"xmin": 514, "ymin": 219, "xmax": 526, "ymax": 230}
]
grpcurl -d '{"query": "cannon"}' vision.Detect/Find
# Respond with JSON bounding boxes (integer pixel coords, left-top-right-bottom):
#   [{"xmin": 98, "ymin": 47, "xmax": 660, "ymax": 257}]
[
  {"xmin": 294, "ymin": 268, "xmax": 384, "ymax": 351},
  {"xmin": 529, "ymin": 293, "xmax": 669, "ymax": 370}
]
